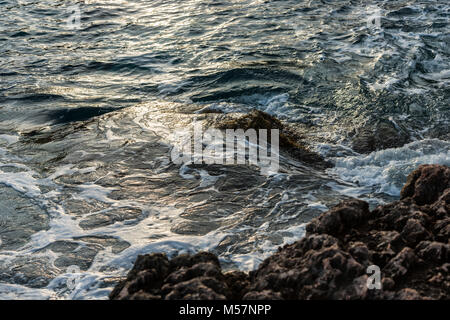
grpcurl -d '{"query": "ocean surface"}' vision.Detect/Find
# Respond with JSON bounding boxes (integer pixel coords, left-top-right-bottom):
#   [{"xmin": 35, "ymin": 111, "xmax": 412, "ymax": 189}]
[{"xmin": 0, "ymin": 0, "xmax": 449, "ymax": 299}]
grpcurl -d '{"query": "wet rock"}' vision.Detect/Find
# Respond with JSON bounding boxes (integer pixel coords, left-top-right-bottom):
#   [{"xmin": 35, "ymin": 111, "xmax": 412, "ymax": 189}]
[
  {"xmin": 243, "ymin": 290, "xmax": 283, "ymax": 300},
  {"xmin": 214, "ymin": 109, "xmax": 332, "ymax": 169},
  {"xmin": 109, "ymin": 252, "xmax": 238, "ymax": 300},
  {"xmin": 111, "ymin": 165, "xmax": 450, "ymax": 300},
  {"xmin": 400, "ymin": 164, "xmax": 450, "ymax": 205},
  {"xmin": 395, "ymin": 288, "xmax": 423, "ymax": 300},
  {"xmin": 306, "ymin": 199, "xmax": 370, "ymax": 236},
  {"xmin": 384, "ymin": 248, "xmax": 418, "ymax": 280},
  {"xmin": 408, "ymin": 103, "xmax": 426, "ymax": 116},
  {"xmin": 79, "ymin": 207, "xmax": 142, "ymax": 230},
  {"xmin": 400, "ymin": 218, "xmax": 431, "ymax": 246},
  {"xmin": 171, "ymin": 220, "xmax": 221, "ymax": 236},
  {"xmin": 351, "ymin": 119, "xmax": 410, "ymax": 154},
  {"xmin": 427, "ymin": 123, "xmax": 450, "ymax": 141},
  {"xmin": 52, "ymin": 245, "xmax": 98, "ymax": 271},
  {"xmin": 73, "ymin": 236, "xmax": 130, "ymax": 254},
  {"xmin": 0, "ymin": 255, "xmax": 60, "ymax": 288}
]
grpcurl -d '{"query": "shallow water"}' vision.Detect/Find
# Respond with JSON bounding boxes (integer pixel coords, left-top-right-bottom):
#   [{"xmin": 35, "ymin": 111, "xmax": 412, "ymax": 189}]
[{"xmin": 0, "ymin": 0, "xmax": 449, "ymax": 299}]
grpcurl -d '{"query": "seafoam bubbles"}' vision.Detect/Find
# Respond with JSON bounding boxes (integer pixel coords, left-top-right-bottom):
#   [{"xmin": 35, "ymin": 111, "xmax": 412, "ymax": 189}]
[{"xmin": 328, "ymin": 139, "xmax": 450, "ymax": 199}]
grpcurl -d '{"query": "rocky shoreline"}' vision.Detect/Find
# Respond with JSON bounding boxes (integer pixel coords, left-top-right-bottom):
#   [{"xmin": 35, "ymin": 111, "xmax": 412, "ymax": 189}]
[{"xmin": 110, "ymin": 164, "xmax": 449, "ymax": 300}]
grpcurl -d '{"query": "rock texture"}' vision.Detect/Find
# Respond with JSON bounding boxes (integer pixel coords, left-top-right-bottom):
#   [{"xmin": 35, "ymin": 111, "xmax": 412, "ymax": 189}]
[
  {"xmin": 109, "ymin": 252, "xmax": 246, "ymax": 300},
  {"xmin": 110, "ymin": 164, "xmax": 449, "ymax": 300},
  {"xmin": 351, "ymin": 119, "xmax": 410, "ymax": 154}
]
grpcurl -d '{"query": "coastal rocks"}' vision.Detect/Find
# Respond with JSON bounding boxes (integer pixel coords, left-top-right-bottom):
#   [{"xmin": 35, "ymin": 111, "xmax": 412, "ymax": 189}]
[
  {"xmin": 400, "ymin": 164, "xmax": 450, "ymax": 205},
  {"xmin": 245, "ymin": 234, "xmax": 368, "ymax": 299},
  {"xmin": 111, "ymin": 165, "xmax": 450, "ymax": 300},
  {"xmin": 351, "ymin": 119, "xmax": 410, "ymax": 154},
  {"xmin": 109, "ymin": 252, "xmax": 248, "ymax": 300},
  {"xmin": 305, "ymin": 199, "xmax": 370, "ymax": 236}
]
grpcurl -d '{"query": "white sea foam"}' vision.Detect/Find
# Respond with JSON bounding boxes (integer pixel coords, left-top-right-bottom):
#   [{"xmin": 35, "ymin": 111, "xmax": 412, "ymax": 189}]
[
  {"xmin": 328, "ymin": 139, "xmax": 450, "ymax": 198},
  {"xmin": 230, "ymin": 223, "xmax": 306, "ymax": 271},
  {"xmin": 0, "ymin": 134, "xmax": 19, "ymax": 145},
  {"xmin": 0, "ymin": 283, "xmax": 56, "ymax": 300}
]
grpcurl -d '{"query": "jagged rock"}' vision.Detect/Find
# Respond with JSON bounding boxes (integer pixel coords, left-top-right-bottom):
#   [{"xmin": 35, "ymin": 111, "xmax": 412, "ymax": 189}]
[
  {"xmin": 110, "ymin": 252, "xmax": 235, "ymax": 300},
  {"xmin": 416, "ymin": 241, "xmax": 449, "ymax": 263},
  {"xmin": 400, "ymin": 218, "xmax": 431, "ymax": 246},
  {"xmin": 243, "ymin": 290, "xmax": 283, "ymax": 300},
  {"xmin": 224, "ymin": 271, "xmax": 251, "ymax": 300},
  {"xmin": 401, "ymin": 164, "xmax": 450, "ymax": 205},
  {"xmin": 395, "ymin": 288, "xmax": 423, "ymax": 300},
  {"xmin": 163, "ymin": 277, "xmax": 228, "ymax": 300},
  {"xmin": 305, "ymin": 199, "xmax": 370, "ymax": 236},
  {"xmin": 111, "ymin": 165, "xmax": 450, "ymax": 300},
  {"xmin": 384, "ymin": 247, "xmax": 418, "ymax": 280}
]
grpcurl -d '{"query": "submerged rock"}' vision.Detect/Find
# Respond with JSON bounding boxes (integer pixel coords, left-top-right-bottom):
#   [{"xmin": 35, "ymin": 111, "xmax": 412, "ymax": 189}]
[
  {"xmin": 214, "ymin": 109, "xmax": 332, "ymax": 169},
  {"xmin": 111, "ymin": 164, "xmax": 450, "ymax": 300},
  {"xmin": 351, "ymin": 119, "xmax": 410, "ymax": 154}
]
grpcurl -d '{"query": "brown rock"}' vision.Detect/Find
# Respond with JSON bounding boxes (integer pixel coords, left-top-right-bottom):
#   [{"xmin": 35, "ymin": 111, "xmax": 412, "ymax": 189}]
[
  {"xmin": 395, "ymin": 288, "xmax": 423, "ymax": 300},
  {"xmin": 400, "ymin": 218, "xmax": 431, "ymax": 246},
  {"xmin": 306, "ymin": 199, "xmax": 370, "ymax": 236},
  {"xmin": 385, "ymin": 248, "xmax": 418, "ymax": 280},
  {"xmin": 401, "ymin": 164, "xmax": 450, "ymax": 205},
  {"xmin": 416, "ymin": 241, "xmax": 449, "ymax": 263},
  {"xmin": 163, "ymin": 277, "xmax": 228, "ymax": 300},
  {"xmin": 351, "ymin": 120, "xmax": 410, "ymax": 154},
  {"xmin": 243, "ymin": 290, "xmax": 283, "ymax": 300}
]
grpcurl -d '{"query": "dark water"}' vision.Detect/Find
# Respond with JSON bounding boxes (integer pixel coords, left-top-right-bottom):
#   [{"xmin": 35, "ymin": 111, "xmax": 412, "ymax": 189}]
[{"xmin": 0, "ymin": 0, "xmax": 449, "ymax": 299}]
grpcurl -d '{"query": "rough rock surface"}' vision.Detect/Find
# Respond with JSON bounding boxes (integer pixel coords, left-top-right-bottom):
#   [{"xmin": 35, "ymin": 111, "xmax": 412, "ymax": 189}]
[
  {"xmin": 351, "ymin": 119, "xmax": 410, "ymax": 154},
  {"xmin": 110, "ymin": 165, "xmax": 449, "ymax": 300}
]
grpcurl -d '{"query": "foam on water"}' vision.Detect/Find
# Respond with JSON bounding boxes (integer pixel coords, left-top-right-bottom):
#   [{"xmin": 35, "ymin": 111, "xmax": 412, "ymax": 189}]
[
  {"xmin": 328, "ymin": 139, "xmax": 450, "ymax": 201},
  {"xmin": 0, "ymin": 134, "xmax": 19, "ymax": 146},
  {"xmin": 0, "ymin": 283, "xmax": 57, "ymax": 300}
]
